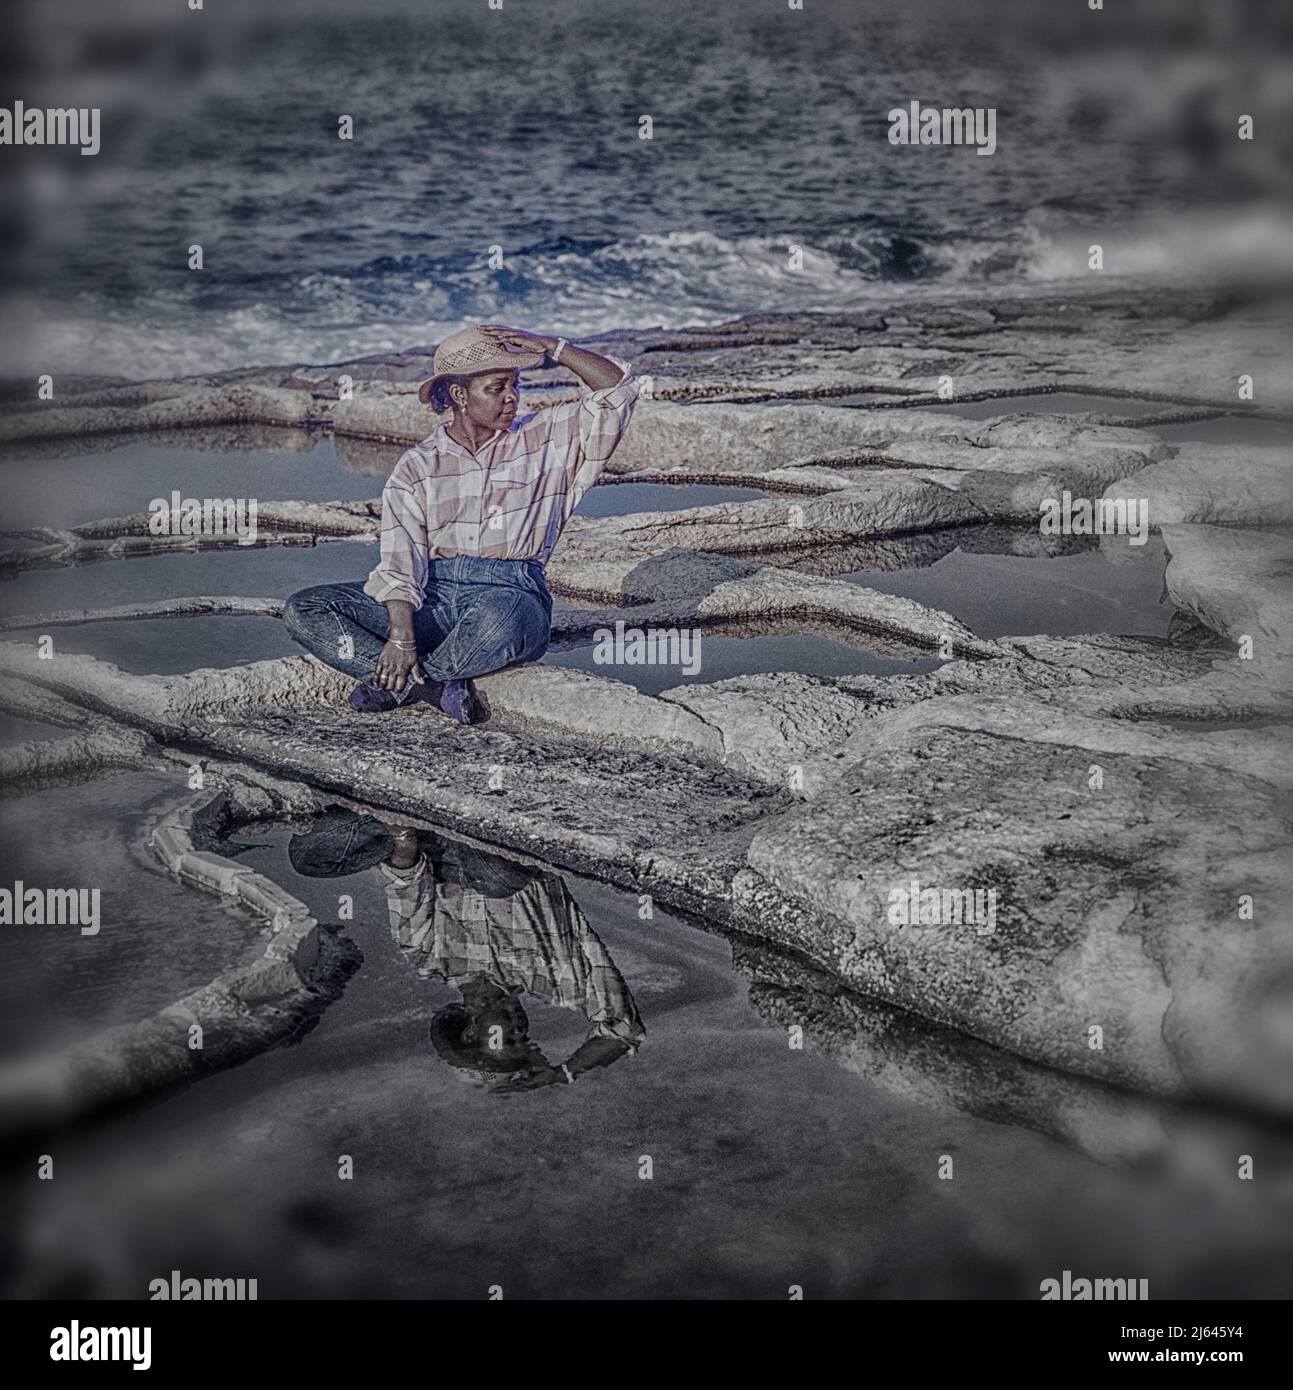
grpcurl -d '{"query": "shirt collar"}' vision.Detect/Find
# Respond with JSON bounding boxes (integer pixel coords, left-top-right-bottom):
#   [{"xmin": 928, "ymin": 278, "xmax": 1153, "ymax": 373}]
[{"xmin": 436, "ymin": 419, "xmax": 506, "ymax": 458}]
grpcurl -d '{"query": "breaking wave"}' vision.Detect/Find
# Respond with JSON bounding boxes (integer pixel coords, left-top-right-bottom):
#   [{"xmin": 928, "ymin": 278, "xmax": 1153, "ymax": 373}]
[{"xmin": 7, "ymin": 209, "xmax": 1290, "ymax": 382}]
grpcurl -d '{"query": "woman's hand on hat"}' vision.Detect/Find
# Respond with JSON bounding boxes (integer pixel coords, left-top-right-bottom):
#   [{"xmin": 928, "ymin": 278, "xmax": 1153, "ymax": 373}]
[{"xmin": 478, "ymin": 324, "xmax": 557, "ymax": 354}]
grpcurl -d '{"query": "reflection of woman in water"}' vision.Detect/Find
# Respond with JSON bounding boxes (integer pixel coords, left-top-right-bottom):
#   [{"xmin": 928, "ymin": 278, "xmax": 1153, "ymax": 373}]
[{"xmin": 288, "ymin": 807, "xmax": 644, "ymax": 1093}]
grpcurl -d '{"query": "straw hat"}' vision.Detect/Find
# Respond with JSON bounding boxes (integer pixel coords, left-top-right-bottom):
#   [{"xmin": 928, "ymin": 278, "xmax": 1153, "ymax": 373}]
[
  {"xmin": 417, "ymin": 326, "xmax": 546, "ymax": 405},
  {"xmin": 287, "ymin": 806, "xmax": 395, "ymax": 878}
]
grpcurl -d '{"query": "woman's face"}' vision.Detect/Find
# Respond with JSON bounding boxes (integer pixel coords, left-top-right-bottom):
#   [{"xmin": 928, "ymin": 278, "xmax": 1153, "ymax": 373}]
[
  {"xmin": 455, "ymin": 369, "xmax": 520, "ymax": 431},
  {"xmin": 386, "ymin": 826, "xmax": 421, "ymax": 870}
]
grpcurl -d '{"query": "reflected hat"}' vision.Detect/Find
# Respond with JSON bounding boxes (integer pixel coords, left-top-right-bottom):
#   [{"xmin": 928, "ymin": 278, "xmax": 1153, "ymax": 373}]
[
  {"xmin": 287, "ymin": 806, "xmax": 396, "ymax": 878},
  {"xmin": 417, "ymin": 327, "xmax": 546, "ymax": 405},
  {"xmin": 428, "ymin": 1003, "xmax": 537, "ymax": 1087}
]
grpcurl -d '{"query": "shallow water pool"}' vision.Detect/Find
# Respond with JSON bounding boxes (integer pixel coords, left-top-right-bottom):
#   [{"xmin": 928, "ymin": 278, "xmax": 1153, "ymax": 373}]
[
  {"xmin": 916, "ymin": 392, "xmax": 1179, "ymax": 419},
  {"xmin": 2, "ymin": 801, "xmax": 1287, "ymax": 1299},
  {"xmin": 0, "ymin": 772, "xmax": 271, "ymax": 1061},
  {"xmin": 838, "ymin": 536, "xmax": 1172, "ymax": 640},
  {"xmin": 544, "ymin": 624, "xmax": 943, "ymax": 696},
  {"xmin": 574, "ymin": 480, "xmax": 766, "ymax": 518},
  {"xmin": 0, "ymin": 434, "xmax": 383, "ymax": 534},
  {"xmin": 1137, "ymin": 414, "xmax": 1292, "ymax": 445}
]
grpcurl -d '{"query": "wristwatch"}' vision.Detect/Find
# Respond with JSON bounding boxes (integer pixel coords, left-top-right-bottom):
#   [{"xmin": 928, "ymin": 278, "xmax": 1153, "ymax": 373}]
[{"xmin": 550, "ymin": 337, "xmax": 568, "ymax": 364}]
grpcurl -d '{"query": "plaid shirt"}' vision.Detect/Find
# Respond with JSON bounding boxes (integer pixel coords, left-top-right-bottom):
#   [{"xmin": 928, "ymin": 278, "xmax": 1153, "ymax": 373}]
[
  {"xmin": 377, "ymin": 855, "xmax": 645, "ymax": 1051},
  {"xmin": 364, "ymin": 356, "xmax": 640, "ymax": 610}
]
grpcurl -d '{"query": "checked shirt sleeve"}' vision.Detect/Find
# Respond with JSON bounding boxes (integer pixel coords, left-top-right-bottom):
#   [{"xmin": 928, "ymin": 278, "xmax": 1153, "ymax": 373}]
[
  {"xmin": 509, "ymin": 353, "xmax": 642, "ymax": 503},
  {"xmin": 559, "ymin": 884, "xmax": 646, "ymax": 1054},
  {"xmin": 570, "ymin": 353, "xmax": 641, "ymax": 497},
  {"xmin": 378, "ymin": 856, "xmax": 439, "ymax": 976},
  {"xmin": 363, "ymin": 450, "xmax": 431, "ymax": 611}
]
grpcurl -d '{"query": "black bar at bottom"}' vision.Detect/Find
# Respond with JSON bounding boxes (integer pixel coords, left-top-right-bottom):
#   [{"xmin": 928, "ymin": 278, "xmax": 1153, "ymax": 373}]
[{"xmin": 1, "ymin": 1299, "xmax": 1277, "ymax": 1376}]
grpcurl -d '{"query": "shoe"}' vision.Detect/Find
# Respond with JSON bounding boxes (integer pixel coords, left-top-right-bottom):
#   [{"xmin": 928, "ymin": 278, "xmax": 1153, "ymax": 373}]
[
  {"xmin": 437, "ymin": 679, "xmax": 487, "ymax": 726},
  {"xmin": 406, "ymin": 678, "xmax": 444, "ymax": 709},
  {"xmin": 348, "ymin": 683, "xmax": 399, "ymax": 713}
]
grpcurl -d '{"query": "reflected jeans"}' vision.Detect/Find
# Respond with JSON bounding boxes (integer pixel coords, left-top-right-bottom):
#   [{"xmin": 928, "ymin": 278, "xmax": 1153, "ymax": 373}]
[{"xmin": 283, "ymin": 556, "xmax": 552, "ymax": 705}]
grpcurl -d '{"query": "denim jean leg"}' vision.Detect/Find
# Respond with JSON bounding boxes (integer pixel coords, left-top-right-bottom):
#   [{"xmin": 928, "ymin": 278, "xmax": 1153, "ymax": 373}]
[
  {"xmin": 282, "ymin": 583, "xmax": 390, "ymax": 680},
  {"xmin": 283, "ymin": 581, "xmax": 448, "ymax": 702},
  {"xmin": 406, "ymin": 595, "xmax": 455, "ymax": 700},
  {"xmin": 418, "ymin": 579, "xmax": 552, "ymax": 681}
]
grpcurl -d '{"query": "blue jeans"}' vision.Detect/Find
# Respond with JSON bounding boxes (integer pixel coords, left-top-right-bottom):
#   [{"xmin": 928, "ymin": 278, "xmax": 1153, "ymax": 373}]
[{"xmin": 283, "ymin": 556, "xmax": 553, "ymax": 705}]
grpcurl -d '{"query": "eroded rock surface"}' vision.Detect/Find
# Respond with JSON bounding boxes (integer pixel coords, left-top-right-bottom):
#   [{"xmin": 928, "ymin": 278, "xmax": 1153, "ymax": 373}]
[
  {"xmin": 1106, "ymin": 446, "xmax": 1293, "ymax": 528},
  {"xmin": 733, "ymin": 723, "xmax": 1293, "ymax": 1114},
  {"xmin": 1162, "ymin": 525, "xmax": 1293, "ymax": 665}
]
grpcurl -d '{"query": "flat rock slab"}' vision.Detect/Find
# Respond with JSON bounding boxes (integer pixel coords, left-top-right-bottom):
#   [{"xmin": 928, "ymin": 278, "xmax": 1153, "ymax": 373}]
[
  {"xmin": 1106, "ymin": 446, "xmax": 1293, "ymax": 527},
  {"xmin": 547, "ymin": 547, "xmax": 995, "ymax": 656},
  {"xmin": 732, "ymin": 723, "xmax": 1293, "ymax": 1115},
  {"xmin": 1162, "ymin": 524, "xmax": 1293, "ymax": 661},
  {"xmin": 800, "ymin": 690, "xmax": 1293, "ymax": 793},
  {"xmin": 627, "ymin": 475, "xmax": 987, "ymax": 544},
  {"xmin": 11, "ymin": 289, "xmax": 1284, "ymax": 449},
  {"xmin": 197, "ymin": 705, "xmax": 789, "ymax": 919},
  {"xmin": 142, "ymin": 289, "xmax": 1287, "ymax": 412}
]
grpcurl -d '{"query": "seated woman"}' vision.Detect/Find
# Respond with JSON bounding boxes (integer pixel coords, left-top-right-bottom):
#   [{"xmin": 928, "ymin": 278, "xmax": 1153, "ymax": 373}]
[{"xmin": 282, "ymin": 324, "xmax": 640, "ymax": 724}]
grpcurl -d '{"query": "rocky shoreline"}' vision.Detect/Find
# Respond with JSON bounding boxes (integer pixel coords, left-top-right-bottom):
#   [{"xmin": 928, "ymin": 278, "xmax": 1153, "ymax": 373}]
[{"xmin": 1, "ymin": 286, "xmax": 1290, "ymax": 1138}]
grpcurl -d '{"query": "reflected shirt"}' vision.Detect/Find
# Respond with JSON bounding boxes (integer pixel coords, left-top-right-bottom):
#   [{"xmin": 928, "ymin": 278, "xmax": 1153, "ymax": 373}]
[
  {"xmin": 376, "ymin": 854, "xmax": 645, "ymax": 1052},
  {"xmin": 363, "ymin": 356, "xmax": 640, "ymax": 610}
]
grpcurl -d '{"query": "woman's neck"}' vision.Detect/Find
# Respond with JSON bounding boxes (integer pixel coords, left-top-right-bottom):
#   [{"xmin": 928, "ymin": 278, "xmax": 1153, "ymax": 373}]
[{"xmin": 444, "ymin": 414, "xmax": 498, "ymax": 452}]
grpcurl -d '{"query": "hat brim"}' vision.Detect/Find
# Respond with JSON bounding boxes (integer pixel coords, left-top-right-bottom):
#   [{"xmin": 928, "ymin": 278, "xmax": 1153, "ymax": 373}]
[
  {"xmin": 417, "ymin": 350, "xmax": 546, "ymax": 406},
  {"xmin": 287, "ymin": 808, "xmax": 395, "ymax": 878}
]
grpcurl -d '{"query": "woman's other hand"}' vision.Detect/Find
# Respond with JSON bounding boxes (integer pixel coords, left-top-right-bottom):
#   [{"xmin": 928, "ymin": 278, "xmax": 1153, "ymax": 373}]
[{"xmin": 374, "ymin": 639, "xmax": 420, "ymax": 692}]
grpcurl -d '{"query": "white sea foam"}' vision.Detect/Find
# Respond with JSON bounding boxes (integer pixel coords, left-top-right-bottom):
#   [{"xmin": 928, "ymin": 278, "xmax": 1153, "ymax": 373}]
[{"xmin": 8, "ymin": 206, "xmax": 1288, "ymax": 384}]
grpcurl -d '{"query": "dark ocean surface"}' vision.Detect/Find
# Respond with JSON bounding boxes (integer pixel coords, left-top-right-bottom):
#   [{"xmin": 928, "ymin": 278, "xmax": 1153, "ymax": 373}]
[{"xmin": 2, "ymin": 0, "xmax": 1290, "ymax": 378}]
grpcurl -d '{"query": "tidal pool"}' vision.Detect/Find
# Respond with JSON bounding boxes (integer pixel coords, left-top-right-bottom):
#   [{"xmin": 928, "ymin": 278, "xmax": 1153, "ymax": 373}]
[
  {"xmin": 2, "ymin": 800, "xmax": 1287, "ymax": 1300},
  {"xmin": 0, "ymin": 545, "xmax": 364, "ymax": 674},
  {"xmin": 0, "ymin": 772, "xmax": 271, "ymax": 1061},
  {"xmin": 701, "ymin": 528, "xmax": 1172, "ymax": 643},
  {"xmin": 0, "ymin": 712, "xmax": 69, "ymax": 749},
  {"xmin": 838, "ymin": 535, "xmax": 1172, "ymax": 640},
  {"xmin": 917, "ymin": 392, "xmax": 1179, "ymax": 419},
  {"xmin": 574, "ymin": 481, "xmax": 766, "ymax": 518},
  {"xmin": 0, "ymin": 433, "xmax": 384, "ymax": 533},
  {"xmin": 1136, "ymin": 415, "xmax": 1291, "ymax": 445},
  {"xmin": 544, "ymin": 624, "xmax": 943, "ymax": 696}
]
